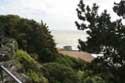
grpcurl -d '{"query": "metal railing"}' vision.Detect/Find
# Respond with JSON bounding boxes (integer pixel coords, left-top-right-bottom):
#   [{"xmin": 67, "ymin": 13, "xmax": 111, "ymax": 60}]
[{"xmin": 0, "ymin": 65, "xmax": 22, "ymax": 83}]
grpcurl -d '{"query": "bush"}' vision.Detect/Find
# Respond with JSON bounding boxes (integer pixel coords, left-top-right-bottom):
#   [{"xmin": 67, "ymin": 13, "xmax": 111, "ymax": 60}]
[
  {"xmin": 15, "ymin": 50, "xmax": 38, "ymax": 71},
  {"xmin": 55, "ymin": 55, "xmax": 86, "ymax": 70},
  {"xmin": 41, "ymin": 63, "xmax": 81, "ymax": 83},
  {"xmin": 83, "ymin": 76, "xmax": 107, "ymax": 83},
  {"xmin": 77, "ymin": 70, "xmax": 108, "ymax": 83},
  {"xmin": 15, "ymin": 50, "xmax": 48, "ymax": 83},
  {"xmin": 26, "ymin": 69, "xmax": 48, "ymax": 83},
  {"xmin": 40, "ymin": 48, "xmax": 56, "ymax": 62}
]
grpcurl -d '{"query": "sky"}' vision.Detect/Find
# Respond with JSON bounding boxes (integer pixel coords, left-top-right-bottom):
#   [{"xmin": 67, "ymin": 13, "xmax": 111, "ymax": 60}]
[{"xmin": 0, "ymin": 0, "xmax": 120, "ymax": 31}]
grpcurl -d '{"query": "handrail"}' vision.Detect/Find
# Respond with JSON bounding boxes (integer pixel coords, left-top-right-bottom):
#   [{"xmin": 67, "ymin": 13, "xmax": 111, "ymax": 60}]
[{"xmin": 0, "ymin": 65, "xmax": 22, "ymax": 83}]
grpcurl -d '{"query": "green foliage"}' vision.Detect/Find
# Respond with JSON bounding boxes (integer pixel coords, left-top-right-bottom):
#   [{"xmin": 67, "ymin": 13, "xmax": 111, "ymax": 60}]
[
  {"xmin": 113, "ymin": 0, "xmax": 125, "ymax": 18},
  {"xmin": 15, "ymin": 50, "xmax": 37, "ymax": 70},
  {"xmin": 26, "ymin": 69, "xmax": 48, "ymax": 83},
  {"xmin": 0, "ymin": 13, "xmax": 116, "ymax": 83},
  {"xmin": 15, "ymin": 50, "xmax": 39, "ymax": 77},
  {"xmin": 15, "ymin": 50, "xmax": 48, "ymax": 83},
  {"xmin": 40, "ymin": 48, "xmax": 56, "ymax": 62},
  {"xmin": 55, "ymin": 55, "xmax": 86, "ymax": 70},
  {"xmin": 77, "ymin": 70, "xmax": 108, "ymax": 83},
  {"xmin": 75, "ymin": 0, "xmax": 125, "ymax": 82},
  {"xmin": 41, "ymin": 63, "xmax": 81, "ymax": 83},
  {"xmin": 0, "ymin": 15, "xmax": 58, "ymax": 62},
  {"xmin": 0, "ymin": 38, "xmax": 18, "ymax": 61},
  {"xmin": 83, "ymin": 76, "xmax": 106, "ymax": 83}
]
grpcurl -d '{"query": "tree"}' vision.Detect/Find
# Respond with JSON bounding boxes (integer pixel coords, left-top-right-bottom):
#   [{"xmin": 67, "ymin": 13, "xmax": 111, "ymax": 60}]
[
  {"xmin": 113, "ymin": 0, "xmax": 125, "ymax": 18},
  {"xmin": 75, "ymin": 0, "xmax": 125, "ymax": 82},
  {"xmin": 0, "ymin": 15, "xmax": 58, "ymax": 62}
]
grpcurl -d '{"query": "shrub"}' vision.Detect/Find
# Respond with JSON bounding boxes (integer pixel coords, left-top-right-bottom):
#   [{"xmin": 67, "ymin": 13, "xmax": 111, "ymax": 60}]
[
  {"xmin": 15, "ymin": 50, "xmax": 38, "ymax": 71},
  {"xmin": 55, "ymin": 55, "xmax": 86, "ymax": 70},
  {"xmin": 26, "ymin": 69, "xmax": 48, "ymax": 83},
  {"xmin": 15, "ymin": 50, "xmax": 48, "ymax": 83},
  {"xmin": 41, "ymin": 63, "xmax": 81, "ymax": 83}
]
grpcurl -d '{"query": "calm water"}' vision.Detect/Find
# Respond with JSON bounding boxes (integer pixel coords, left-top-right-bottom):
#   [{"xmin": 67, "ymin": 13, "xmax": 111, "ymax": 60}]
[{"xmin": 51, "ymin": 30, "xmax": 88, "ymax": 50}]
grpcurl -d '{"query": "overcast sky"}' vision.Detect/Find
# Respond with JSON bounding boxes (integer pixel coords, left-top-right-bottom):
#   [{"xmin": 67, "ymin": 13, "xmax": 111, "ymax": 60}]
[{"xmin": 0, "ymin": 0, "xmax": 120, "ymax": 31}]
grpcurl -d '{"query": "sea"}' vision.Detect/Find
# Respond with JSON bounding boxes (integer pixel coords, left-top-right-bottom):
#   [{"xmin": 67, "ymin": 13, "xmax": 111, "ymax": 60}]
[{"xmin": 51, "ymin": 30, "xmax": 88, "ymax": 50}]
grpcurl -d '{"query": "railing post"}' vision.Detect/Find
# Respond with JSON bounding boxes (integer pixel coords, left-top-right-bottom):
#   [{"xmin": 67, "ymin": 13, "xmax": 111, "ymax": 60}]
[{"xmin": 0, "ymin": 65, "xmax": 22, "ymax": 83}]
